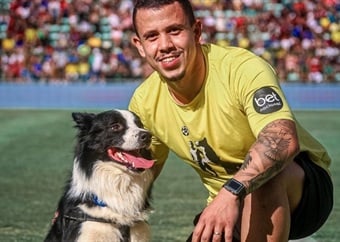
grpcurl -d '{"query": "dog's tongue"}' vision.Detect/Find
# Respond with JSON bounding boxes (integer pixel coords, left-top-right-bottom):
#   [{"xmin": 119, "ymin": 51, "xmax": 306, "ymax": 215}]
[
  {"xmin": 107, "ymin": 149, "xmax": 154, "ymax": 169},
  {"xmin": 122, "ymin": 152, "xmax": 154, "ymax": 169}
]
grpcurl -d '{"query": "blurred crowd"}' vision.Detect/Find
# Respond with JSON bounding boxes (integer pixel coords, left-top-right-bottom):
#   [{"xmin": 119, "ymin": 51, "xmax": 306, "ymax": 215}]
[{"xmin": 0, "ymin": 0, "xmax": 339, "ymax": 83}]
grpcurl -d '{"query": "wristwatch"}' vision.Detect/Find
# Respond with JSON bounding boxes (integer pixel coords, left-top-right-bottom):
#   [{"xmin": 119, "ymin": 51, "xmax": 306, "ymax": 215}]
[{"xmin": 223, "ymin": 178, "xmax": 246, "ymax": 199}]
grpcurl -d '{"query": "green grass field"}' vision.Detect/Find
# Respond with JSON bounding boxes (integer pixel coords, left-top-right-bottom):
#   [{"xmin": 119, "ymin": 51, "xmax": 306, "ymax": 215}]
[{"xmin": 0, "ymin": 110, "xmax": 339, "ymax": 241}]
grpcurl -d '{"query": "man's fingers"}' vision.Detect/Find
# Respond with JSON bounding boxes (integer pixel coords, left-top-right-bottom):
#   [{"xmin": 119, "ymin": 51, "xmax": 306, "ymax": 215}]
[
  {"xmin": 191, "ymin": 222, "xmax": 204, "ymax": 242},
  {"xmin": 211, "ymin": 230, "xmax": 223, "ymax": 242},
  {"xmin": 192, "ymin": 222, "xmax": 214, "ymax": 242},
  {"xmin": 200, "ymin": 227, "xmax": 213, "ymax": 242},
  {"xmin": 223, "ymin": 227, "xmax": 234, "ymax": 242}
]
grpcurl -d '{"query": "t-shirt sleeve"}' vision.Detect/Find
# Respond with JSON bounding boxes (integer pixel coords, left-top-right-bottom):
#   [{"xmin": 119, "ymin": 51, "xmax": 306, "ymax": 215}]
[{"xmin": 235, "ymin": 55, "xmax": 294, "ymax": 137}]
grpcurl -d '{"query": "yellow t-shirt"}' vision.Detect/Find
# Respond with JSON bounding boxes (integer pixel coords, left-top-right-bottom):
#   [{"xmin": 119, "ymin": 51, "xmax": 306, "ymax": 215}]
[{"xmin": 129, "ymin": 44, "xmax": 331, "ymax": 202}]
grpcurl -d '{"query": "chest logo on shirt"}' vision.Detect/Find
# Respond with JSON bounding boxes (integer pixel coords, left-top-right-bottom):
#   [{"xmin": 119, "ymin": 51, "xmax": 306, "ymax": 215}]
[
  {"xmin": 253, "ymin": 87, "xmax": 283, "ymax": 114},
  {"xmin": 181, "ymin": 126, "xmax": 190, "ymax": 136},
  {"xmin": 189, "ymin": 138, "xmax": 240, "ymax": 176}
]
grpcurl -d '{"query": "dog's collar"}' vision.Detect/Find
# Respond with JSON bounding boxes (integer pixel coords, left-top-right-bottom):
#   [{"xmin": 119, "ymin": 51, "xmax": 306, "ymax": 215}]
[
  {"xmin": 63, "ymin": 208, "xmax": 145, "ymax": 225},
  {"xmin": 92, "ymin": 194, "xmax": 107, "ymax": 207},
  {"xmin": 63, "ymin": 212, "xmax": 112, "ymax": 224}
]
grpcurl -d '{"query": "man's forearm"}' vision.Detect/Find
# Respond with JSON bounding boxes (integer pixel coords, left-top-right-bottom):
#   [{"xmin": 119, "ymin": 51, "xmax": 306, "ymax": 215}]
[{"xmin": 234, "ymin": 119, "xmax": 300, "ymax": 194}]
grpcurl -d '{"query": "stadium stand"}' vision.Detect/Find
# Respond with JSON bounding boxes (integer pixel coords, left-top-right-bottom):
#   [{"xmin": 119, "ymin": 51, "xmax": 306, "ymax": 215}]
[{"xmin": 0, "ymin": 0, "xmax": 339, "ymax": 83}]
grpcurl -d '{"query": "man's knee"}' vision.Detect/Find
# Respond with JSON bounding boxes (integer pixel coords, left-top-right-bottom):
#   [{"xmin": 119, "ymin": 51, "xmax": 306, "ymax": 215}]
[{"xmin": 244, "ymin": 160, "xmax": 305, "ymax": 213}]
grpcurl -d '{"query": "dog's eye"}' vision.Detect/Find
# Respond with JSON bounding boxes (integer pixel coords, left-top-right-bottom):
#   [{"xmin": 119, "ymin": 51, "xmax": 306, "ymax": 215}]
[{"xmin": 111, "ymin": 123, "xmax": 122, "ymax": 131}]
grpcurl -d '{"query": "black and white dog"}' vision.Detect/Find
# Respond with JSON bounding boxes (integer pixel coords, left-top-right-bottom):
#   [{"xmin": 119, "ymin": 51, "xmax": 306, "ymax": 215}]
[{"xmin": 44, "ymin": 110, "xmax": 154, "ymax": 242}]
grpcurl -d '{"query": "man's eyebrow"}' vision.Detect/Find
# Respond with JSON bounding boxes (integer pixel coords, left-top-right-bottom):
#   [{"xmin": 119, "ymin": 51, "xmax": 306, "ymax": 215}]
[
  {"xmin": 166, "ymin": 23, "xmax": 186, "ymax": 30},
  {"xmin": 141, "ymin": 30, "xmax": 158, "ymax": 39}
]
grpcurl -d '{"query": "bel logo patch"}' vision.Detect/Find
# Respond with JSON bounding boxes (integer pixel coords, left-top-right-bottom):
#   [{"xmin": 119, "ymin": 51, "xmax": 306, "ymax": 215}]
[{"xmin": 253, "ymin": 87, "xmax": 283, "ymax": 114}]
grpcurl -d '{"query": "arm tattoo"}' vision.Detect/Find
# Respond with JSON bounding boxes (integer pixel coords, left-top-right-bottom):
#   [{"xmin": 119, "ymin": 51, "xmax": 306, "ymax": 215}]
[
  {"xmin": 239, "ymin": 120, "xmax": 296, "ymax": 193},
  {"xmin": 258, "ymin": 121, "xmax": 292, "ymax": 162}
]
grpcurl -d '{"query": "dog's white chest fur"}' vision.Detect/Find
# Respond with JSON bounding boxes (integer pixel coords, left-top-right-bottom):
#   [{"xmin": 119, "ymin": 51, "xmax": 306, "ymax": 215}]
[{"xmin": 77, "ymin": 220, "xmax": 151, "ymax": 242}]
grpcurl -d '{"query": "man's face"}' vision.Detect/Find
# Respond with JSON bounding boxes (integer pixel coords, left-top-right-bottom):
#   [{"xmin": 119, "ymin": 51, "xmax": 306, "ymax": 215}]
[{"xmin": 132, "ymin": 2, "xmax": 201, "ymax": 82}]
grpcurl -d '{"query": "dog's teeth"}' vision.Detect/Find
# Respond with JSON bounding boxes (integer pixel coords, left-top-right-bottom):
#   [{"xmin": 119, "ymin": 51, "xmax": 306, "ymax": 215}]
[
  {"xmin": 117, "ymin": 152, "xmax": 129, "ymax": 164},
  {"xmin": 117, "ymin": 152, "xmax": 123, "ymax": 160}
]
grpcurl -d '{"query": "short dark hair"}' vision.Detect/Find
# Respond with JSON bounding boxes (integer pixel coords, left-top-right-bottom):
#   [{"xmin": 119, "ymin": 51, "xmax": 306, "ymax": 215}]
[{"xmin": 132, "ymin": 0, "xmax": 196, "ymax": 35}]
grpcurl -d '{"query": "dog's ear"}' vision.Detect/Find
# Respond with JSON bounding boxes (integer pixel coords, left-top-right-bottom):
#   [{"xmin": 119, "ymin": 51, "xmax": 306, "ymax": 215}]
[{"xmin": 72, "ymin": 112, "xmax": 95, "ymax": 130}]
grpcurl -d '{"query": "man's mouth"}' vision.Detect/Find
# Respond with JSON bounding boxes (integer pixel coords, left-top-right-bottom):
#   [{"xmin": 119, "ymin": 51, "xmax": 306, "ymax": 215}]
[
  {"xmin": 158, "ymin": 52, "xmax": 181, "ymax": 66},
  {"xmin": 161, "ymin": 56, "xmax": 177, "ymax": 63},
  {"xmin": 107, "ymin": 147, "xmax": 155, "ymax": 171},
  {"xmin": 160, "ymin": 57, "xmax": 181, "ymax": 70}
]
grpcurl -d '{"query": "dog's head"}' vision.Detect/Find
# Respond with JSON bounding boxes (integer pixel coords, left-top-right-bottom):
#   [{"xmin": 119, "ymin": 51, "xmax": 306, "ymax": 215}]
[{"xmin": 72, "ymin": 110, "xmax": 154, "ymax": 171}]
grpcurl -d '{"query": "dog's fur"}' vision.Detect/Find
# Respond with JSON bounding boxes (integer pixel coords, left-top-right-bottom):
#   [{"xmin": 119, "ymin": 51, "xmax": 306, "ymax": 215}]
[{"xmin": 44, "ymin": 110, "xmax": 154, "ymax": 242}]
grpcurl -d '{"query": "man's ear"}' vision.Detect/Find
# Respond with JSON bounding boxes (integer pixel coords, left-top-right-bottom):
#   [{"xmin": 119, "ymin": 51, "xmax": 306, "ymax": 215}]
[
  {"xmin": 193, "ymin": 20, "xmax": 202, "ymax": 43},
  {"xmin": 131, "ymin": 34, "xmax": 146, "ymax": 58}
]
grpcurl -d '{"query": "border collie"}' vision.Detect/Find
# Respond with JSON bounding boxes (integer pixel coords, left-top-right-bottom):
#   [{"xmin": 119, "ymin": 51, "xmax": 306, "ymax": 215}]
[{"xmin": 44, "ymin": 110, "xmax": 154, "ymax": 242}]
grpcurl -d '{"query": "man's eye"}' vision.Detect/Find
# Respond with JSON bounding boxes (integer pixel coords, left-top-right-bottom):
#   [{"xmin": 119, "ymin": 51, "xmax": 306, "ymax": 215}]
[
  {"xmin": 111, "ymin": 123, "xmax": 122, "ymax": 131},
  {"xmin": 146, "ymin": 34, "xmax": 157, "ymax": 41},
  {"xmin": 170, "ymin": 29, "xmax": 181, "ymax": 35}
]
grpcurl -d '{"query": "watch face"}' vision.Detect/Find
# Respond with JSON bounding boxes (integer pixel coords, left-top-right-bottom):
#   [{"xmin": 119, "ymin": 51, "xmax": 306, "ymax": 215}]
[
  {"xmin": 224, "ymin": 178, "xmax": 246, "ymax": 198},
  {"xmin": 228, "ymin": 179, "xmax": 243, "ymax": 192}
]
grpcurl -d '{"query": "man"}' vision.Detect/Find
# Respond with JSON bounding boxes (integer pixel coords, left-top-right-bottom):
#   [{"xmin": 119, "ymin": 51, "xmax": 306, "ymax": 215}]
[{"xmin": 129, "ymin": 0, "xmax": 333, "ymax": 241}]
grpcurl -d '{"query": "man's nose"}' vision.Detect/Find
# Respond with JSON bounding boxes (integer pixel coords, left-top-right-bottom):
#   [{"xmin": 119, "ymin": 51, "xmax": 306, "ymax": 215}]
[{"xmin": 159, "ymin": 34, "xmax": 174, "ymax": 51}]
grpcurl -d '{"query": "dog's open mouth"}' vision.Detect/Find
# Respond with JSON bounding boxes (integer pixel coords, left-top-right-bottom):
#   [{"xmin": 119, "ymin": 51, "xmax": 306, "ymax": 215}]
[{"xmin": 107, "ymin": 148, "xmax": 154, "ymax": 170}]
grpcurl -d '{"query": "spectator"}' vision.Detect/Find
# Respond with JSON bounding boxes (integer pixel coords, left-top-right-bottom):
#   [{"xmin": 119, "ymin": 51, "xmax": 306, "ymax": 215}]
[
  {"xmin": 89, "ymin": 47, "xmax": 103, "ymax": 82},
  {"xmin": 0, "ymin": 0, "xmax": 339, "ymax": 83}
]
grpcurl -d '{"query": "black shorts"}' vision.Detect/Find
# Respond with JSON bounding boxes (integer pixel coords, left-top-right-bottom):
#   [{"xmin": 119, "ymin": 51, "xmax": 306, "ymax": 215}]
[
  {"xmin": 289, "ymin": 152, "xmax": 333, "ymax": 239},
  {"xmin": 186, "ymin": 152, "xmax": 333, "ymax": 241}
]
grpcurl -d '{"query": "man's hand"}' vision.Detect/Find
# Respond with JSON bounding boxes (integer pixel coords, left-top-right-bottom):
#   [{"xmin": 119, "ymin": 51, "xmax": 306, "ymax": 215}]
[{"xmin": 191, "ymin": 188, "xmax": 241, "ymax": 242}]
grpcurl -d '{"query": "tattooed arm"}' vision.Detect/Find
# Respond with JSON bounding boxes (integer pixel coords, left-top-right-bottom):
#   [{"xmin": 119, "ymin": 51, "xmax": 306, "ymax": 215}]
[
  {"xmin": 234, "ymin": 119, "xmax": 300, "ymax": 195},
  {"xmin": 191, "ymin": 119, "xmax": 300, "ymax": 242}
]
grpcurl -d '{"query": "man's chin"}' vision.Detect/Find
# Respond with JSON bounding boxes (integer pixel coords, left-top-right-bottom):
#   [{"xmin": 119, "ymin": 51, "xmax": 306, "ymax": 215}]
[{"xmin": 160, "ymin": 70, "xmax": 186, "ymax": 82}]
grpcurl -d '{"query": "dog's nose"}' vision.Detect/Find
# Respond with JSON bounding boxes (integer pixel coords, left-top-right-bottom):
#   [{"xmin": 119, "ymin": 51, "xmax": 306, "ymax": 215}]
[{"xmin": 139, "ymin": 131, "xmax": 151, "ymax": 143}]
